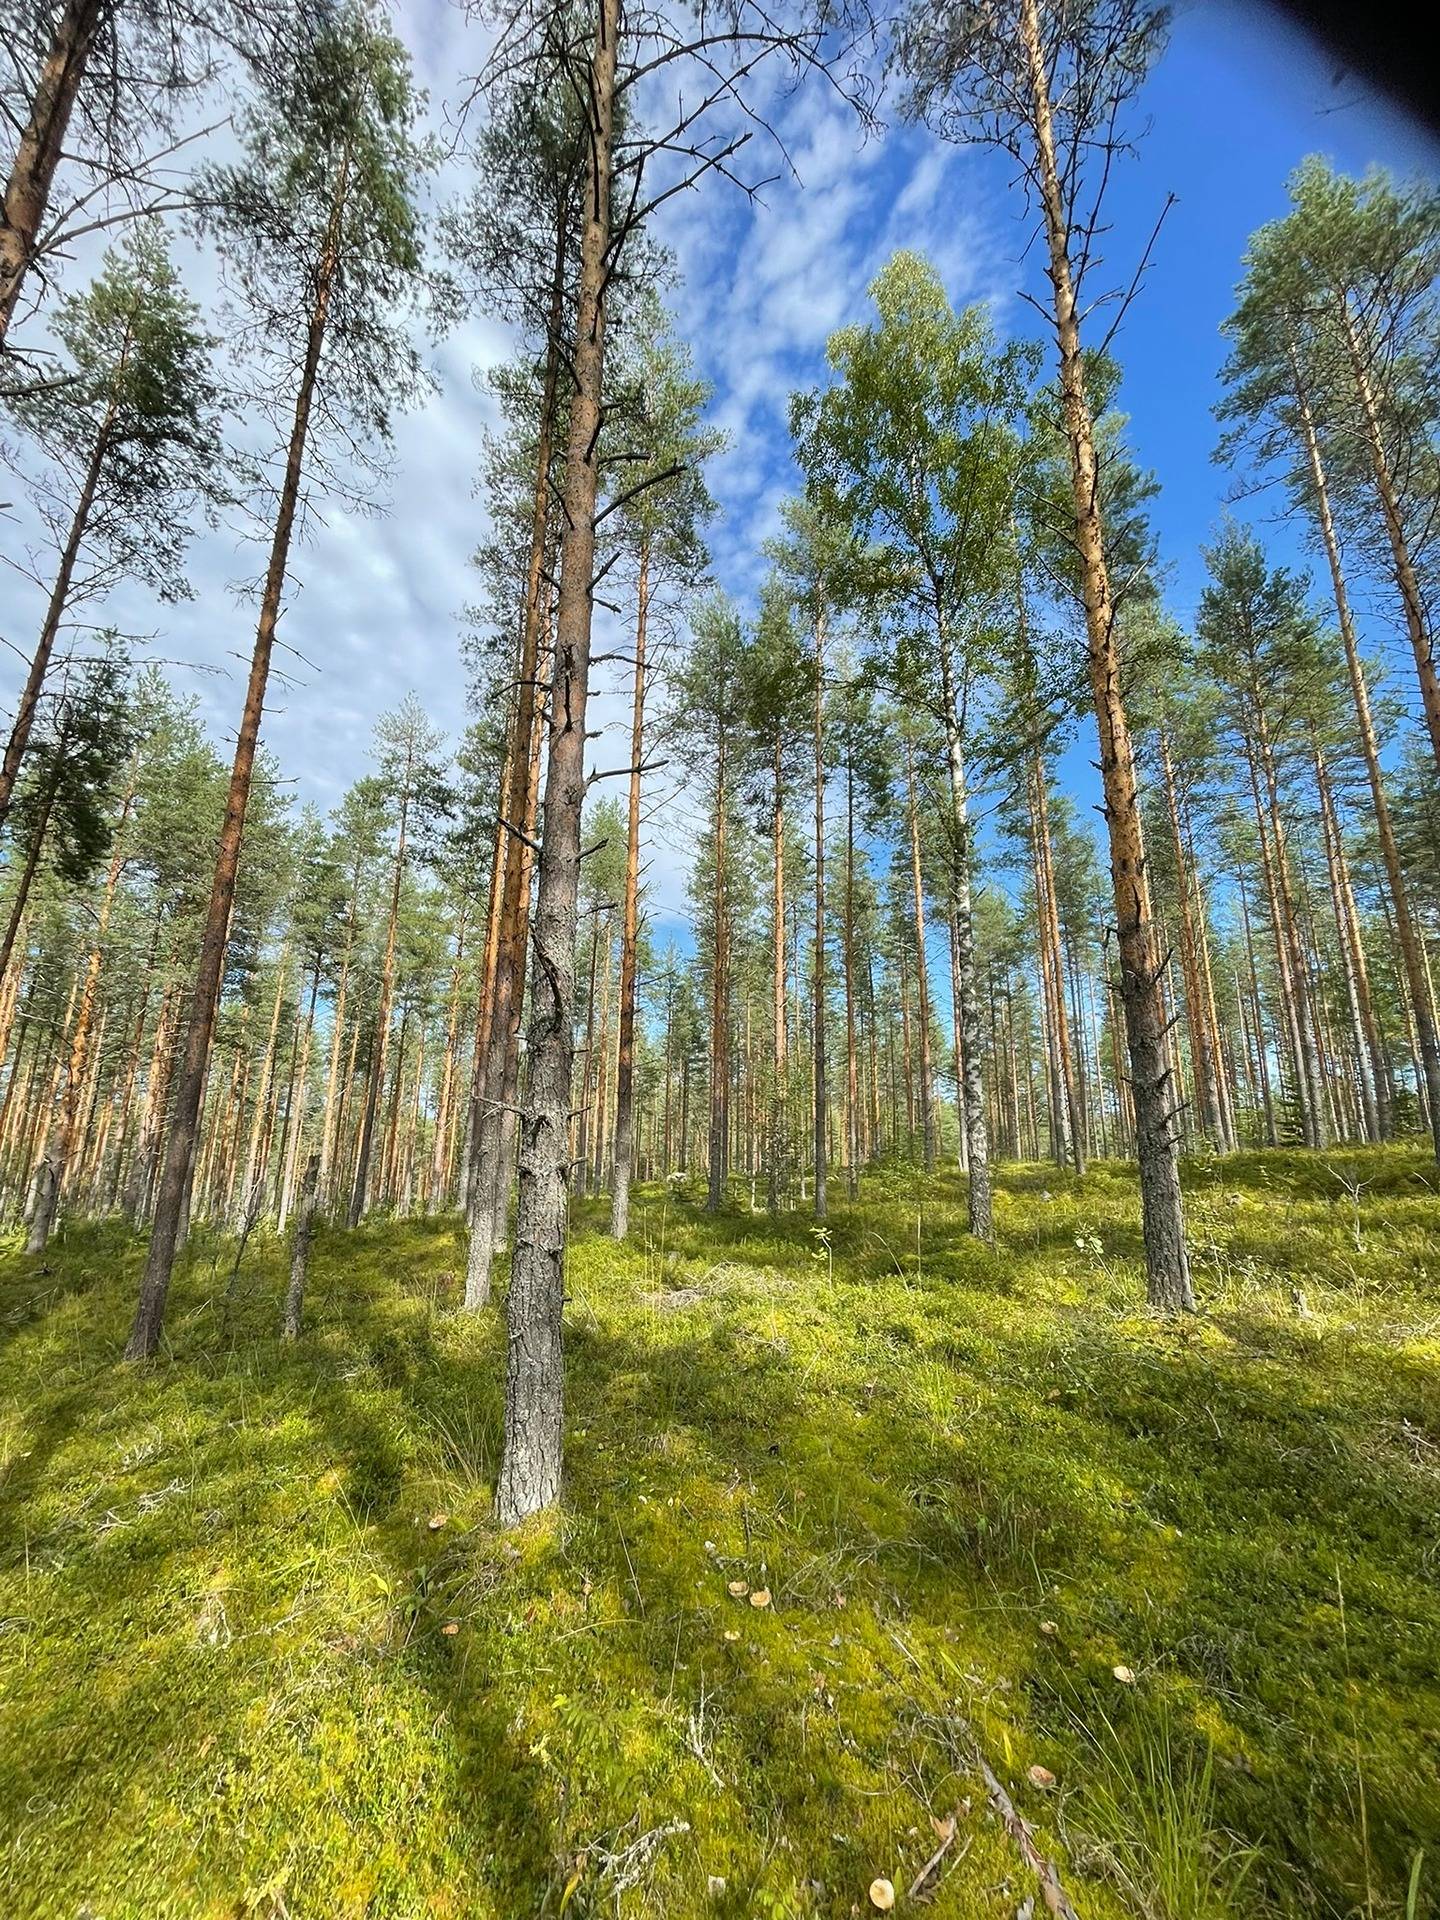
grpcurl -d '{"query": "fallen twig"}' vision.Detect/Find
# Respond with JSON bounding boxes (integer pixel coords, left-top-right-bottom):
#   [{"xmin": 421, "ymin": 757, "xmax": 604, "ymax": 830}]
[
  {"xmin": 960, "ymin": 1720, "xmax": 1081, "ymax": 1919},
  {"xmin": 907, "ymin": 1813, "xmax": 970, "ymax": 1899}
]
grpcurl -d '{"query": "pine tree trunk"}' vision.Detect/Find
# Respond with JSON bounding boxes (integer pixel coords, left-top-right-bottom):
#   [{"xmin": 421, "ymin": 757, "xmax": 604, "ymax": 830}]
[
  {"xmin": 843, "ymin": 748, "xmax": 859, "ymax": 1195},
  {"xmin": 1337, "ymin": 304, "xmax": 1440, "ymax": 773},
  {"xmin": 283, "ymin": 1152, "xmax": 320, "ymax": 1340},
  {"xmin": 25, "ymin": 785, "xmax": 130, "ymax": 1251},
  {"xmin": 1158, "ymin": 731, "xmax": 1225, "ymax": 1153},
  {"xmin": 1313, "ymin": 743, "xmax": 1383, "ymax": 1142},
  {"xmin": 428, "ymin": 909, "xmax": 468, "ymax": 1212},
  {"xmin": 1291, "ymin": 352, "xmax": 1440, "ymax": 1158},
  {"xmin": 812, "ymin": 610, "xmax": 828, "ymax": 1220},
  {"xmin": 707, "ymin": 735, "xmax": 730, "ymax": 1213},
  {"xmin": 767, "ymin": 727, "xmax": 788, "ymax": 1214},
  {"xmin": 238, "ymin": 945, "xmax": 288, "ymax": 1228},
  {"xmin": 1032, "ymin": 753, "xmax": 1085, "ymax": 1173},
  {"xmin": 1018, "ymin": 0, "xmax": 1189, "ymax": 1306},
  {"xmin": 0, "ymin": 0, "xmax": 104, "ymax": 346},
  {"xmin": 278, "ymin": 964, "xmax": 320, "ymax": 1228},
  {"xmin": 466, "ymin": 264, "xmax": 562, "ymax": 1296},
  {"xmin": 125, "ymin": 149, "xmax": 348, "ymax": 1359},
  {"xmin": 0, "ymin": 758, "xmax": 61, "ymax": 987},
  {"xmin": 0, "ymin": 411, "xmax": 113, "ymax": 837},
  {"xmin": 494, "ymin": 0, "xmax": 616, "ymax": 1525},
  {"xmin": 350, "ymin": 776, "xmax": 410, "ymax": 1228}
]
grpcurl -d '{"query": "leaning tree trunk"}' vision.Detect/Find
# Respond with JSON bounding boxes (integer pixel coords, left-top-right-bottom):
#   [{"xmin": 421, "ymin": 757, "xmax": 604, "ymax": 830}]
[
  {"xmin": 494, "ymin": 0, "xmax": 617, "ymax": 1526},
  {"xmin": 0, "ymin": 0, "xmax": 105, "ymax": 347},
  {"xmin": 0, "ymin": 379, "xmax": 119, "ymax": 837},
  {"xmin": 124, "ymin": 151, "xmax": 347, "ymax": 1360},
  {"xmin": 1018, "ymin": 0, "xmax": 1190, "ymax": 1306},
  {"xmin": 1338, "ymin": 302, "xmax": 1440, "ymax": 776},
  {"xmin": 0, "ymin": 750, "xmax": 63, "ymax": 988}
]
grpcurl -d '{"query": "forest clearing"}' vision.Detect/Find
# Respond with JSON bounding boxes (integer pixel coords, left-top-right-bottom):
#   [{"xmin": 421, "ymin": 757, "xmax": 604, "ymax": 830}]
[
  {"xmin": 2, "ymin": 1151, "xmax": 1437, "ymax": 1919},
  {"xmin": 3, "ymin": 0, "xmax": 1440, "ymax": 1913}
]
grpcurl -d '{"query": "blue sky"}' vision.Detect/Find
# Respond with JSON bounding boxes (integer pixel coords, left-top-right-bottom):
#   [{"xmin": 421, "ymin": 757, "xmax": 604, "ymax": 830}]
[{"xmin": 2, "ymin": 0, "xmax": 1436, "ymax": 940}]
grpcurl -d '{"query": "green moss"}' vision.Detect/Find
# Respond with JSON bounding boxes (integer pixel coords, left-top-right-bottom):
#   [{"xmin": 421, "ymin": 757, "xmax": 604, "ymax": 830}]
[{"xmin": 1, "ymin": 1150, "xmax": 1436, "ymax": 1917}]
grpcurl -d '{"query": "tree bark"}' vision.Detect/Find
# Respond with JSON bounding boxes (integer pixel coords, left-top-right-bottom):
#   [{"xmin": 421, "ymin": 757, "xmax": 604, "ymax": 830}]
[
  {"xmin": 812, "ymin": 610, "xmax": 827, "ymax": 1219},
  {"xmin": 1290, "ymin": 350, "xmax": 1440, "ymax": 1158},
  {"xmin": 283, "ymin": 1152, "xmax": 320, "ymax": 1340},
  {"xmin": 466, "ymin": 254, "xmax": 564, "ymax": 1297},
  {"xmin": 27, "ymin": 786, "xmax": 129, "ymax": 1251},
  {"xmin": 125, "ymin": 149, "xmax": 347, "ymax": 1359},
  {"xmin": 1018, "ymin": 0, "xmax": 1189, "ymax": 1306},
  {"xmin": 494, "ymin": 0, "xmax": 615, "ymax": 1525},
  {"xmin": 764, "ymin": 719, "xmax": 789, "ymax": 1214},
  {"xmin": 904, "ymin": 736, "xmax": 936, "ymax": 1172},
  {"xmin": 0, "ymin": 0, "xmax": 106, "ymax": 346},
  {"xmin": 1338, "ymin": 302, "xmax": 1440, "ymax": 775},
  {"xmin": 0, "ymin": 394, "xmax": 115, "ymax": 837}
]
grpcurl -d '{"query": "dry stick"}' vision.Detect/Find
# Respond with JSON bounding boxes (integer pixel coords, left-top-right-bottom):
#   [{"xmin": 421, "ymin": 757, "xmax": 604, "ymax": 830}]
[{"xmin": 962, "ymin": 1725, "xmax": 1081, "ymax": 1920}]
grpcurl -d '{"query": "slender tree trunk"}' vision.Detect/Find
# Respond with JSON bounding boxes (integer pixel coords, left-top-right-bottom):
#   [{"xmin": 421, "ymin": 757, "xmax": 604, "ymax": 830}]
[
  {"xmin": 466, "ymin": 252, "xmax": 564, "ymax": 1298},
  {"xmin": 495, "ymin": 0, "xmax": 616, "ymax": 1525},
  {"xmin": 767, "ymin": 727, "xmax": 788, "ymax": 1213},
  {"xmin": 1313, "ymin": 743, "xmax": 1383, "ymax": 1142},
  {"xmin": 706, "ymin": 736, "xmax": 730, "ymax": 1212},
  {"xmin": 428, "ymin": 909, "xmax": 468, "ymax": 1211},
  {"xmin": 278, "ymin": 964, "xmax": 319, "ymax": 1229},
  {"xmin": 0, "ymin": 757, "xmax": 61, "ymax": 987},
  {"xmin": 904, "ymin": 737, "xmax": 936, "ymax": 1172},
  {"xmin": 843, "ymin": 745, "xmax": 859, "ymax": 1196},
  {"xmin": 937, "ymin": 635, "xmax": 992, "ymax": 1236},
  {"xmin": 26, "ymin": 789, "xmax": 129, "ymax": 1251},
  {"xmin": 812, "ymin": 612, "xmax": 828, "ymax": 1220},
  {"xmin": 1032, "ymin": 753, "xmax": 1085, "ymax": 1173},
  {"xmin": 238, "ymin": 945, "xmax": 288, "ymax": 1227},
  {"xmin": 125, "ymin": 149, "xmax": 348, "ymax": 1359},
  {"xmin": 0, "ymin": 0, "xmax": 105, "ymax": 347},
  {"xmin": 1158, "ymin": 731, "xmax": 1225, "ymax": 1153},
  {"xmin": 1018, "ymin": 0, "xmax": 1190, "ymax": 1306},
  {"xmin": 1338, "ymin": 303, "xmax": 1440, "ymax": 773},
  {"xmin": 1291, "ymin": 350, "xmax": 1440, "ymax": 1158},
  {"xmin": 282, "ymin": 1152, "xmax": 321, "ymax": 1340},
  {"xmin": 350, "ymin": 773, "xmax": 410, "ymax": 1228},
  {"xmin": 1236, "ymin": 871, "xmax": 1276, "ymax": 1146}
]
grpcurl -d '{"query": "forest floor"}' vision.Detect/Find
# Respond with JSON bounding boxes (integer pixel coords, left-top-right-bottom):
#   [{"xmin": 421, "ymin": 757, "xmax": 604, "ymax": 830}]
[{"xmin": 0, "ymin": 1149, "xmax": 1437, "ymax": 1920}]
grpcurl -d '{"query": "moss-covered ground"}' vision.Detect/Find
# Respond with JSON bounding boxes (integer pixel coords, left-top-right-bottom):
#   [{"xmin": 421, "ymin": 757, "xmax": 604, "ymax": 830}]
[{"xmin": 1, "ymin": 1148, "xmax": 1436, "ymax": 1919}]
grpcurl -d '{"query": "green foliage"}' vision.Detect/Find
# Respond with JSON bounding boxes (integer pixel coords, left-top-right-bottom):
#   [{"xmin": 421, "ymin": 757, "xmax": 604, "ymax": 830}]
[
  {"xmin": 2, "ymin": 1150, "xmax": 1436, "ymax": 1917},
  {"xmin": 8, "ymin": 222, "xmax": 226, "ymax": 602}
]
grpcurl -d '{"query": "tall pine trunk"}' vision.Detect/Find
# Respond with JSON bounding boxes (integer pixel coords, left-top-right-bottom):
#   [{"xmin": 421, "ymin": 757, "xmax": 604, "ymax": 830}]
[
  {"xmin": 0, "ymin": 0, "xmax": 104, "ymax": 345},
  {"xmin": 125, "ymin": 150, "xmax": 348, "ymax": 1359},
  {"xmin": 1018, "ymin": 0, "xmax": 1190, "ymax": 1306},
  {"xmin": 466, "ymin": 239, "xmax": 564, "ymax": 1302},
  {"xmin": 494, "ymin": 0, "xmax": 616, "ymax": 1524},
  {"xmin": 1290, "ymin": 350, "xmax": 1440, "ymax": 1159}
]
